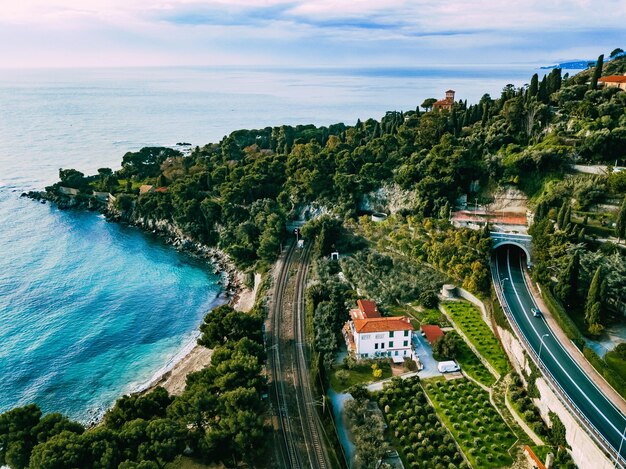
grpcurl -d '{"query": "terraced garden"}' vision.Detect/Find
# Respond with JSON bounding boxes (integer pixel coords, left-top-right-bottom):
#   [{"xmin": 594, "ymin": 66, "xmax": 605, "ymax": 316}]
[
  {"xmin": 454, "ymin": 337, "xmax": 496, "ymax": 387},
  {"xmin": 377, "ymin": 377, "xmax": 467, "ymax": 468},
  {"xmin": 423, "ymin": 378, "xmax": 517, "ymax": 468},
  {"xmin": 443, "ymin": 301, "xmax": 509, "ymax": 375}
]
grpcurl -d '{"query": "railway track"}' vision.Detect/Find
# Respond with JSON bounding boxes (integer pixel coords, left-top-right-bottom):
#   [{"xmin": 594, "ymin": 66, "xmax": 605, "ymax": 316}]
[{"xmin": 267, "ymin": 241, "xmax": 332, "ymax": 469}]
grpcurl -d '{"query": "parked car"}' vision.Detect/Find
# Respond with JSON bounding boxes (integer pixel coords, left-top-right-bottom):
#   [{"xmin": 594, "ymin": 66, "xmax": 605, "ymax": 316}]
[{"xmin": 531, "ymin": 307, "xmax": 542, "ymax": 318}]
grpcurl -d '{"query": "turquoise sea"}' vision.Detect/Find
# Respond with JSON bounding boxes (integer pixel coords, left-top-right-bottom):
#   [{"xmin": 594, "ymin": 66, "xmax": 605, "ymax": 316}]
[{"xmin": 0, "ymin": 65, "xmax": 572, "ymax": 422}]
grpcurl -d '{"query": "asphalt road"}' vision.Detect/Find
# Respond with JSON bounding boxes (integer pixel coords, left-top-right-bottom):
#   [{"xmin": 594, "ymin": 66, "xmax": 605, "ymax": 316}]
[{"xmin": 494, "ymin": 245, "xmax": 626, "ymax": 464}]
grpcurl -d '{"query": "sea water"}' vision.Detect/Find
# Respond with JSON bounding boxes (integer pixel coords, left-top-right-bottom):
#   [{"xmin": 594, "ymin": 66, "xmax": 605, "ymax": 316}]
[{"xmin": 0, "ymin": 65, "xmax": 573, "ymax": 422}]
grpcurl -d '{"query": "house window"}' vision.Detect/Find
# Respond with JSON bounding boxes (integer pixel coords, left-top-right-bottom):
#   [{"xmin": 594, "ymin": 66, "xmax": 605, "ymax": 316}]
[
  {"xmin": 374, "ymin": 343, "xmax": 378, "ymax": 350},
  {"xmin": 403, "ymin": 340, "xmax": 408, "ymax": 347},
  {"xmin": 404, "ymin": 330, "xmax": 409, "ymax": 337},
  {"xmin": 381, "ymin": 343, "xmax": 385, "ymax": 349},
  {"xmin": 362, "ymin": 334, "xmax": 370, "ymax": 340},
  {"xmin": 389, "ymin": 331, "xmax": 394, "ymax": 338},
  {"xmin": 375, "ymin": 333, "xmax": 385, "ymax": 339},
  {"xmin": 361, "ymin": 353, "xmax": 368, "ymax": 358},
  {"xmin": 395, "ymin": 351, "xmax": 399, "ymax": 356},
  {"xmin": 403, "ymin": 350, "xmax": 407, "ymax": 356},
  {"xmin": 388, "ymin": 341, "xmax": 393, "ymax": 348}
]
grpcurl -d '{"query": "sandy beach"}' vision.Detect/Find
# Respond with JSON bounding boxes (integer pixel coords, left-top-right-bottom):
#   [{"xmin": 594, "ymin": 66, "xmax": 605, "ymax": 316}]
[{"xmin": 144, "ymin": 271, "xmax": 261, "ymax": 396}]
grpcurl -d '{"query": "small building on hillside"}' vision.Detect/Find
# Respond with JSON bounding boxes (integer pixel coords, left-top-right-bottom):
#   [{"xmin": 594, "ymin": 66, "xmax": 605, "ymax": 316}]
[
  {"xmin": 433, "ymin": 90, "xmax": 455, "ymax": 111},
  {"xmin": 58, "ymin": 186, "xmax": 80, "ymax": 196},
  {"xmin": 421, "ymin": 324, "xmax": 444, "ymax": 345},
  {"xmin": 598, "ymin": 74, "xmax": 626, "ymax": 90},
  {"xmin": 343, "ymin": 300, "xmax": 414, "ymax": 361}
]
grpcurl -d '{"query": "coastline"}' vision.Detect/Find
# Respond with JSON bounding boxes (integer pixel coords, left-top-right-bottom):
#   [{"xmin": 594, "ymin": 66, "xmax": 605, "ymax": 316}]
[
  {"xmin": 24, "ymin": 189, "xmax": 258, "ymax": 421},
  {"xmin": 138, "ymin": 271, "xmax": 260, "ymax": 398}
]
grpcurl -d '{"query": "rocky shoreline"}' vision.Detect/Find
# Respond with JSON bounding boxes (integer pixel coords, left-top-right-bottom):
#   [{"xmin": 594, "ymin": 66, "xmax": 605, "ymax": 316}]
[
  {"xmin": 23, "ymin": 188, "xmax": 251, "ymax": 427},
  {"xmin": 23, "ymin": 189, "xmax": 241, "ymax": 299}
]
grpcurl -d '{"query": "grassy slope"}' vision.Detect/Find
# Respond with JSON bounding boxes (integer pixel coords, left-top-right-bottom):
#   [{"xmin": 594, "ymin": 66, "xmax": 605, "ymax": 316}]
[{"xmin": 443, "ymin": 302, "xmax": 509, "ymax": 375}]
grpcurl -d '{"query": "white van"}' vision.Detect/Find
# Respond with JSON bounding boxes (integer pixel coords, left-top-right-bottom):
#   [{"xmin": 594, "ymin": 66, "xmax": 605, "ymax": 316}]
[{"xmin": 438, "ymin": 360, "xmax": 461, "ymax": 373}]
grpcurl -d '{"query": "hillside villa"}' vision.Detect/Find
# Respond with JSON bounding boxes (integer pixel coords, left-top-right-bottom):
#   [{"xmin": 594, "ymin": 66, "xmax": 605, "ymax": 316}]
[
  {"xmin": 432, "ymin": 90, "xmax": 455, "ymax": 111},
  {"xmin": 343, "ymin": 300, "xmax": 414, "ymax": 363},
  {"xmin": 598, "ymin": 74, "xmax": 626, "ymax": 91}
]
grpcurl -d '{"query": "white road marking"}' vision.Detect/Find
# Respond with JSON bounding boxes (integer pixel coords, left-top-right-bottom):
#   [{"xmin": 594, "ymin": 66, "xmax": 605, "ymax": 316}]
[
  {"xmin": 502, "ymin": 248, "xmax": 624, "ymax": 440},
  {"xmin": 516, "ymin": 253, "xmax": 625, "ymax": 419}
]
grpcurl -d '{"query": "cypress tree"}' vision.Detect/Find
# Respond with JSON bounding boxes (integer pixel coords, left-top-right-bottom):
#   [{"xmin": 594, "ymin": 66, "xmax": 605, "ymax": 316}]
[
  {"xmin": 557, "ymin": 202, "xmax": 566, "ymax": 229},
  {"xmin": 577, "ymin": 227, "xmax": 586, "ymax": 243},
  {"xmin": 538, "ymin": 75, "xmax": 548, "ymax": 102},
  {"xmin": 529, "ymin": 73, "xmax": 539, "ymax": 98},
  {"xmin": 481, "ymin": 103, "xmax": 488, "ymax": 126},
  {"xmin": 551, "ymin": 68, "xmax": 562, "ymax": 92},
  {"xmin": 556, "ymin": 251, "xmax": 579, "ymax": 307},
  {"xmin": 462, "ymin": 108, "xmax": 470, "ymax": 127},
  {"xmin": 564, "ymin": 206, "xmax": 572, "ymax": 227},
  {"xmin": 535, "ymin": 201, "xmax": 547, "ymax": 221},
  {"xmin": 585, "ymin": 266, "xmax": 603, "ymax": 326},
  {"xmin": 616, "ymin": 195, "xmax": 626, "ymax": 243},
  {"xmin": 591, "ymin": 54, "xmax": 604, "ymax": 90}
]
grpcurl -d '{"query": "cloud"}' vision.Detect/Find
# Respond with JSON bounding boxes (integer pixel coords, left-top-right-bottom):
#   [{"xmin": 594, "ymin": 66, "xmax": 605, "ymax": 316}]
[{"xmin": 0, "ymin": 0, "xmax": 624, "ymax": 68}]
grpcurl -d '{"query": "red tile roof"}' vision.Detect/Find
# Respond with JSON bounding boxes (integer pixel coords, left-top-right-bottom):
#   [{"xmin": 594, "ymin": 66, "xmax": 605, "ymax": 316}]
[
  {"xmin": 354, "ymin": 317, "xmax": 413, "ymax": 333},
  {"xmin": 599, "ymin": 76, "xmax": 626, "ymax": 83},
  {"xmin": 421, "ymin": 324, "xmax": 444, "ymax": 344},
  {"xmin": 357, "ymin": 299, "xmax": 380, "ymax": 318},
  {"xmin": 155, "ymin": 187, "xmax": 169, "ymax": 193}
]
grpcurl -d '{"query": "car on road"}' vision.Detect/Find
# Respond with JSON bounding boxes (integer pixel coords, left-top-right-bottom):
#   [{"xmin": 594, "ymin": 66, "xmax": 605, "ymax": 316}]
[{"xmin": 531, "ymin": 307, "xmax": 542, "ymax": 318}]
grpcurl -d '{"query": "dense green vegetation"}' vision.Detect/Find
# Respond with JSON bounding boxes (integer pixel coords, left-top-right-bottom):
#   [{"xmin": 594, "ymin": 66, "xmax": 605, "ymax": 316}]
[
  {"xmin": 442, "ymin": 302, "xmax": 510, "ymax": 375},
  {"xmin": 339, "ymin": 248, "xmax": 446, "ymax": 305},
  {"xmin": 353, "ymin": 216, "xmax": 492, "ymax": 294},
  {"xmin": 423, "ymin": 378, "xmax": 516, "ymax": 468},
  {"xmin": 344, "ymin": 391, "xmax": 390, "ymax": 469},
  {"xmin": 376, "ymin": 377, "xmax": 466, "ymax": 468},
  {"xmin": 28, "ymin": 49, "xmax": 626, "ymax": 467},
  {"xmin": 49, "ymin": 55, "xmax": 625, "ymax": 277},
  {"xmin": 0, "ymin": 304, "xmax": 268, "ymax": 469}
]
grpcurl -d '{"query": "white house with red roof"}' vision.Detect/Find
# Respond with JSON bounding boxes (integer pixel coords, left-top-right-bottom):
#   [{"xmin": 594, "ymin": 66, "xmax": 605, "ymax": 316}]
[{"xmin": 343, "ymin": 300, "xmax": 414, "ymax": 362}]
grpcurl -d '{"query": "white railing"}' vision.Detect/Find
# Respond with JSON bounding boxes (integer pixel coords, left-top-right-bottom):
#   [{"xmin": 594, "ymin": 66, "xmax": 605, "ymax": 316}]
[{"xmin": 491, "ymin": 264, "xmax": 626, "ymax": 468}]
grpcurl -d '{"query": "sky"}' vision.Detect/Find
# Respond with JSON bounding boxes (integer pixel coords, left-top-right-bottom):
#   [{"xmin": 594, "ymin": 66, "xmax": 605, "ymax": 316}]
[{"xmin": 0, "ymin": 0, "xmax": 625, "ymax": 68}]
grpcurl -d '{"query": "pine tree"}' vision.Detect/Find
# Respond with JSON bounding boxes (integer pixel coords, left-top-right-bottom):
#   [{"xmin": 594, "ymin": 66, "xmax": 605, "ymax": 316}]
[
  {"xmin": 590, "ymin": 54, "xmax": 604, "ymax": 90},
  {"xmin": 616, "ymin": 196, "xmax": 626, "ymax": 243}
]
